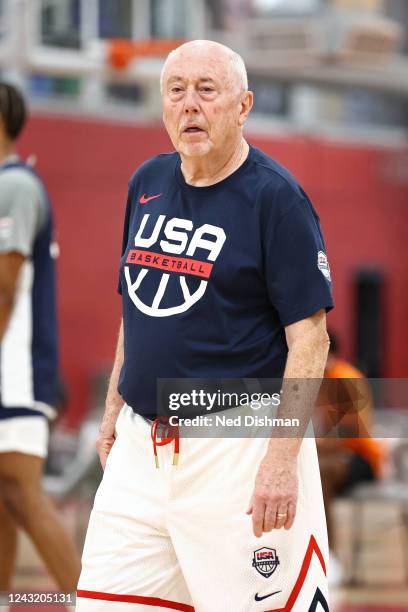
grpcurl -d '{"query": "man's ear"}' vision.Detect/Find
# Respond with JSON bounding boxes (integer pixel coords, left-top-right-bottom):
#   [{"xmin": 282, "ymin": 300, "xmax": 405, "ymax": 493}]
[{"xmin": 238, "ymin": 91, "xmax": 254, "ymax": 126}]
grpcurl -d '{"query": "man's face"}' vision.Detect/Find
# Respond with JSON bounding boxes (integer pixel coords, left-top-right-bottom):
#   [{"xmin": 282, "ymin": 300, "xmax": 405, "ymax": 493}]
[{"xmin": 162, "ymin": 46, "xmax": 249, "ymax": 158}]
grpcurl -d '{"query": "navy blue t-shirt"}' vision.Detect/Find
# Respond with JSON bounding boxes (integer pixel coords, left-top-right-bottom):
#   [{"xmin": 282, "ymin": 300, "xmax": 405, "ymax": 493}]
[{"xmin": 118, "ymin": 145, "xmax": 333, "ymax": 416}]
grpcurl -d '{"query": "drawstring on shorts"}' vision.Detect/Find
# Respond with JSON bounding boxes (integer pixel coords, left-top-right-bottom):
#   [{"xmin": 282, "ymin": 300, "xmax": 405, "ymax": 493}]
[{"xmin": 151, "ymin": 417, "xmax": 180, "ymax": 468}]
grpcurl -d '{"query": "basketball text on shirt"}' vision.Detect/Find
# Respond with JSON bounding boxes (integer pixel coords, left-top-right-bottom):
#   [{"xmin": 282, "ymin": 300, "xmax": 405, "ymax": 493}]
[{"xmin": 124, "ymin": 213, "xmax": 226, "ymax": 317}]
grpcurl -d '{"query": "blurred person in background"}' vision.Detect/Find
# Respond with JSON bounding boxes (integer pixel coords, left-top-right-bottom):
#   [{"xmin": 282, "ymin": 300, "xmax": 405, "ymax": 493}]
[
  {"xmin": 0, "ymin": 83, "xmax": 80, "ymax": 595},
  {"xmin": 316, "ymin": 331, "xmax": 386, "ymax": 587}
]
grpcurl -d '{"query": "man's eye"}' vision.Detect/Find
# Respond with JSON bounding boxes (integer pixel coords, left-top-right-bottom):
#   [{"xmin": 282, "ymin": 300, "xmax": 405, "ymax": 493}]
[
  {"xmin": 200, "ymin": 87, "xmax": 214, "ymax": 93},
  {"xmin": 171, "ymin": 87, "xmax": 183, "ymax": 93}
]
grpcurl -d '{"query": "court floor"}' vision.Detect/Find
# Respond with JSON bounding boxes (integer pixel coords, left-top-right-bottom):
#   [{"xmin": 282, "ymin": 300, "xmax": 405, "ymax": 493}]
[{"xmin": 3, "ymin": 497, "xmax": 408, "ymax": 611}]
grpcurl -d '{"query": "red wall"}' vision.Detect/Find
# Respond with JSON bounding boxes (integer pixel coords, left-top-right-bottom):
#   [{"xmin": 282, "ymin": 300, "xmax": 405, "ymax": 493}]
[{"xmin": 18, "ymin": 114, "xmax": 408, "ymax": 426}]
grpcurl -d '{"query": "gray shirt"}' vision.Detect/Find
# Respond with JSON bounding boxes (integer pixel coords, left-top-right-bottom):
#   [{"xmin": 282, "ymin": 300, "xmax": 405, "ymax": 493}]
[{"xmin": 0, "ymin": 158, "xmax": 47, "ymax": 256}]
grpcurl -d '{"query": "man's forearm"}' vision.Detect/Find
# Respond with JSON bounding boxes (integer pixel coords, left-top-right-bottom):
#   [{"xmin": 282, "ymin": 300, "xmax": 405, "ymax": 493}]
[
  {"xmin": 101, "ymin": 319, "xmax": 125, "ymax": 431},
  {"xmin": 0, "ymin": 300, "xmax": 14, "ymax": 342},
  {"xmin": 267, "ymin": 325, "xmax": 330, "ymax": 458},
  {"xmin": 0, "ymin": 253, "xmax": 26, "ymax": 341}
]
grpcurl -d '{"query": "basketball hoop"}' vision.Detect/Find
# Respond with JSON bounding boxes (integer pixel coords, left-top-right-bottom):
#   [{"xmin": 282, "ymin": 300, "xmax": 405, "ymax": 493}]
[{"xmin": 107, "ymin": 38, "xmax": 186, "ymax": 70}]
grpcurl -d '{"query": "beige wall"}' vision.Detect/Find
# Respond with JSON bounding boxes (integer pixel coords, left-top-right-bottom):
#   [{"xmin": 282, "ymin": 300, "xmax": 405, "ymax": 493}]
[{"xmin": 333, "ymin": 0, "xmax": 384, "ymax": 12}]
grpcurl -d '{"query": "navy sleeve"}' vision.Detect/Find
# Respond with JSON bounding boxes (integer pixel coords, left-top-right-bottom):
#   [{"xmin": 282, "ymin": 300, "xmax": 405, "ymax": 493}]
[{"xmin": 263, "ymin": 181, "xmax": 334, "ymax": 326}]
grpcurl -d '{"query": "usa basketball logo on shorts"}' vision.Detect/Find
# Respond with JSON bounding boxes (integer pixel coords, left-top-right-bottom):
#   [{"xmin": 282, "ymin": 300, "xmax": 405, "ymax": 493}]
[
  {"xmin": 252, "ymin": 548, "xmax": 280, "ymax": 578},
  {"xmin": 124, "ymin": 213, "xmax": 226, "ymax": 317}
]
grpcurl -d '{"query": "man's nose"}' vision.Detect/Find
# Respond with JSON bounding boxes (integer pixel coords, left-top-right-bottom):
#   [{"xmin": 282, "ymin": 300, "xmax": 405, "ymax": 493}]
[{"xmin": 183, "ymin": 87, "xmax": 200, "ymax": 113}]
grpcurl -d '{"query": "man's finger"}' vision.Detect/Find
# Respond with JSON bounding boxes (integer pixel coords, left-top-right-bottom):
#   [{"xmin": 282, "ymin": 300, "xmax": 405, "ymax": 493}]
[
  {"xmin": 246, "ymin": 496, "xmax": 253, "ymax": 515},
  {"xmin": 97, "ymin": 439, "xmax": 114, "ymax": 470},
  {"xmin": 275, "ymin": 505, "xmax": 288, "ymax": 529},
  {"xmin": 284, "ymin": 502, "xmax": 296, "ymax": 530},
  {"xmin": 98, "ymin": 447, "xmax": 108, "ymax": 470},
  {"xmin": 252, "ymin": 500, "xmax": 266, "ymax": 538},
  {"xmin": 262, "ymin": 503, "xmax": 278, "ymax": 532}
]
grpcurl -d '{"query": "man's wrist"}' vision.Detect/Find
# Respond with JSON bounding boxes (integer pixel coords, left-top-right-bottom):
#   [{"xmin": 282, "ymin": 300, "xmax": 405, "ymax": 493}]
[{"xmin": 99, "ymin": 398, "xmax": 123, "ymax": 429}]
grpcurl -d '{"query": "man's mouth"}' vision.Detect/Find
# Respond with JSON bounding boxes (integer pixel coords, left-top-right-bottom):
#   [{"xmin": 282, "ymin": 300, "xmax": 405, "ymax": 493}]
[{"xmin": 184, "ymin": 127, "xmax": 204, "ymax": 133}]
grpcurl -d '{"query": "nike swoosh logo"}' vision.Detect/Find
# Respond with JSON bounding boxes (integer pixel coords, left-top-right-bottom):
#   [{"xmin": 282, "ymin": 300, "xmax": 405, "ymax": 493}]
[
  {"xmin": 139, "ymin": 193, "xmax": 162, "ymax": 204},
  {"xmin": 254, "ymin": 590, "xmax": 282, "ymax": 602}
]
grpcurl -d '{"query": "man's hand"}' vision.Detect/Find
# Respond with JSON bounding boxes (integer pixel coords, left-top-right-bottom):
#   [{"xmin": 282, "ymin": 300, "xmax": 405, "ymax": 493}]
[
  {"xmin": 247, "ymin": 451, "xmax": 298, "ymax": 537},
  {"xmin": 96, "ymin": 407, "xmax": 120, "ymax": 470}
]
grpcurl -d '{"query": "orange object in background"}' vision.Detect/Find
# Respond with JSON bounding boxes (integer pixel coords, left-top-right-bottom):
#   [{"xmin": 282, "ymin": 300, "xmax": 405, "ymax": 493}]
[
  {"xmin": 107, "ymin": 38, "xmax": 186, "ymax": 70},
  {"xmin": 325, "ymin": 358, "xmax": 387, "ymax": 477}
]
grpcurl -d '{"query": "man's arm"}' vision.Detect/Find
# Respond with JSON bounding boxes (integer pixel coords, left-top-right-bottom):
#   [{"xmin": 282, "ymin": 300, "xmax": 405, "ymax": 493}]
[
  {"xmin": 269, "ymin": 308, "xmax": 330, "ymax": 455},
  {"xmin": 0, "ymin": 172, "xmax": 45, "ymax": 340},
  {"xmin": 0, "ymin": 252, "xmax": 25, "ymax": 340},
  {"xmin": 96, "ymin": 319, "xmax": 124, "ymax": 469},
  {"xmin": 248, "ymin": 309, "xmax": 329, "ymax": 537}
]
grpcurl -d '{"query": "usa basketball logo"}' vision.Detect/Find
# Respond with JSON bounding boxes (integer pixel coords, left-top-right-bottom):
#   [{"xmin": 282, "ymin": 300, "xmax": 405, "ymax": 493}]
[
  {"xmin": 252, "ymin": 548, "xmax": 280, "ymax": 578},
  {"xmin": 124, "ymin": 213, "xmax": 226, "ymax": 317},
  {"xmin": 317, "ymin": 250, "xmax": 331, "ymax": 281}
]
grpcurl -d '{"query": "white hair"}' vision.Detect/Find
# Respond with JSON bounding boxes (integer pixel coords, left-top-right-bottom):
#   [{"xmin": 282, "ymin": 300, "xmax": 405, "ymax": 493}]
[{"xmin": 160, "ymin": 40, "xmax": 248, "ymax": 94}]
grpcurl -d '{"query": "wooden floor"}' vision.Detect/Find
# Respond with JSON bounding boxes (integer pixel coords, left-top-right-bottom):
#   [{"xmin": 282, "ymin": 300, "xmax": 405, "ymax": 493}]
[{"xmin": 2, "ymin": 497, "xmax": 407, "ymax": 611}]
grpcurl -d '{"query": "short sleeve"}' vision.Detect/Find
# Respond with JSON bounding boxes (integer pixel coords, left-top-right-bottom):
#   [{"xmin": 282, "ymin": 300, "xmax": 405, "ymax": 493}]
[
  {"xmin": 263, "ymin": 182, "xmax": 334, "ymax": 326},
  {"xmin": 0, "ymin": 176, "xmax": 43, "ymax": 256}
]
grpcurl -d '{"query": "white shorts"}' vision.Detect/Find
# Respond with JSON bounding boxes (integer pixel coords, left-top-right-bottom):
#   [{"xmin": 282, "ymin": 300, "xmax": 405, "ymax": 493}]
[
  {"xmin": 77, "ymin": 405, "xmax": 329, "ymax": 612},
  {"xmin": 0, "ymin": 415, "xmax": 49, "ymax": 458}
]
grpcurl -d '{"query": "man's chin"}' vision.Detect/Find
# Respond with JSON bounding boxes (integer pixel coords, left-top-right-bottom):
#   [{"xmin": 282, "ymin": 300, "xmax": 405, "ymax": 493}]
[{"xmin": 179, "ymin": 142, "xmax": 211, "ymax": 157}]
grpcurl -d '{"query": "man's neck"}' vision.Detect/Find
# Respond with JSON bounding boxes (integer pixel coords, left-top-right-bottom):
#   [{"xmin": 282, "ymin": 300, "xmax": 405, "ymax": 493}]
[{"xmin": 180, "ymin": 138, "xmax": 249, "ymax": 187}]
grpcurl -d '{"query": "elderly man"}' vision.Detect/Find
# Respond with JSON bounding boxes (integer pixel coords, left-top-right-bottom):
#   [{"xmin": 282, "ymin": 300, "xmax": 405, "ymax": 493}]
[{"xmin": 76, "ymin": 40, "xmax": 333, "ymax": 611}]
